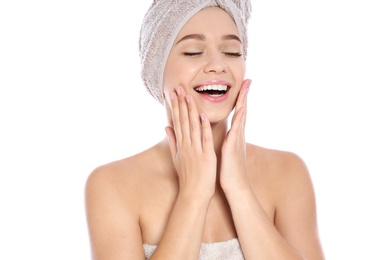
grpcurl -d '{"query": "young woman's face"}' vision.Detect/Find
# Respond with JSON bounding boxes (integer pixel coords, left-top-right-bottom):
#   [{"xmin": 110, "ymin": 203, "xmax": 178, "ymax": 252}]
[{"xmin": 163, "ymin": 7, "xmax": 246, "ymax": 123}]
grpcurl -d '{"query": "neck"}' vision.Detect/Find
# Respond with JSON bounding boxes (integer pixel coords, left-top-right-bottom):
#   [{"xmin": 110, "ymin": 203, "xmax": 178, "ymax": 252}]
[{"xmin": 210, "ymin": 120, "xmax": 229, "ymax": 157}]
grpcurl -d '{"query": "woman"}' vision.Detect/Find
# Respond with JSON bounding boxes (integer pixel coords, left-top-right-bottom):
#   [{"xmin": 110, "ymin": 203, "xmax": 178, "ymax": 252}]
[{"xmin": 85, "ymin": 0, "xmax": 325, "ymax": 259}]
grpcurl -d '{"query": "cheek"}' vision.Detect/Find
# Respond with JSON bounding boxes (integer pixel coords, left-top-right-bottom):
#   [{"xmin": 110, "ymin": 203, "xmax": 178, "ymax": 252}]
[
  {"xmin": 163, "ymin": 59, "xmax": 183, "ymax": 92},
  {"xmin": 163, "ymin": 59, "xmax": 200, "ymax": 89},
  {"xmin": 164, "ymin": 99, "xmax": 173, "ymax": 123},
  {"xmin": 234, "ymin": 61, "xmax": 246, "ymax": 79}
]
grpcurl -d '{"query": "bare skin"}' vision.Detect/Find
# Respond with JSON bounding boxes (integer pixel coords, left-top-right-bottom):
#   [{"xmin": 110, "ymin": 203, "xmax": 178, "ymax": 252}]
[{"xmin": 85, "ymin": 7, "xmax": 325, "ymax": 260}]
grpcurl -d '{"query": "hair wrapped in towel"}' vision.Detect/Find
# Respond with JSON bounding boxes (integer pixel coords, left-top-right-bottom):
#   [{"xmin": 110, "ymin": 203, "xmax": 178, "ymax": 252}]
[{"xmin": 139, "ymin": 0, "xmax": 252, "ymax": 104}]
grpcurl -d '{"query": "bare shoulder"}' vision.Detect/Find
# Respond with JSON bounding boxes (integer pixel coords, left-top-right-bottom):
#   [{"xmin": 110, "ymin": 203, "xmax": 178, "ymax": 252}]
[
  {"xmin": 247, "ymin": 143, "xmax": 325, "ymax": 259},
  {"xmin": 86, "ymin": 150, "xmax": 150, "ymax": 197},
  {"xmin": 246, "ymin": 143, "xmax": 311, "ymax": 184},
  {"xmin": 245, "ymin": 143, "xmax": 316, "ymax": 215},
  {"xmin": 86, "ymin": 141, "xmax": 169, "ymax": 193},
  {"xmin": 84, "ymin": 144, "xmax": 166, "ymax": 259}
]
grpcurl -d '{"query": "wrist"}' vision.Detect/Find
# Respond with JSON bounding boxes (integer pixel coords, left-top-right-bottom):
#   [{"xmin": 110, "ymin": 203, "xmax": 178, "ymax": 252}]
[
  {"xmin": 222, "ymin": 181, "xmax": 252, "ymax": 199},
  {"xmin": 177, "ymin": 187, "xmax": 214, "ymax": 206},
  {"xmin": 220, "ymin": 174, "xmax": 251, "ymax": 196}
]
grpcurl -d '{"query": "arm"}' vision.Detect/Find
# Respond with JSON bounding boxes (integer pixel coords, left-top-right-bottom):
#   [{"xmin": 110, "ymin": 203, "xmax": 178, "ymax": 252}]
[
  {"xmin": 151, "ymin": 87, "xmax": 216, "ymax": 259},
  {"xmin": 220, "ymin": 80, "xmax": 324, "ymax": 259},
  {"xmin": 223, "ymin": 153, "xmax": 325, "ymax": 260},
  {"xmin": 85, "ymin": 166, "xmax": 145, "ymax": 260},
  {"xmin": 85, "ymin": 87, "xmax": 215, "ymax": 260},
  {"xmin": 273, "ymin": 153, "xmax": 325, "ymax": 259},
  {"xmin": 149, "ymin": 191, "xmax": 211, "ymax": 260}
]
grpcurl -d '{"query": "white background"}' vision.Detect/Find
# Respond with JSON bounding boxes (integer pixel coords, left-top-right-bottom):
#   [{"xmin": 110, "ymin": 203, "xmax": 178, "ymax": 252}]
[{"xmin": 1, "ymin": 0, "xmax": 389, "ymax": 259}]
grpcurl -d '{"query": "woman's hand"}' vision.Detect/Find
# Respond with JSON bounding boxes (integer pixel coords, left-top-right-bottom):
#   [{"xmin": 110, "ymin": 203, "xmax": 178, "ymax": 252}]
[
  {"xmin": 165, "ymin": 86, "xmax": 217, "ymax": 199},
  {"xmin": 220, "ymin": 79, "xmax": 251, "ymax": 194}
]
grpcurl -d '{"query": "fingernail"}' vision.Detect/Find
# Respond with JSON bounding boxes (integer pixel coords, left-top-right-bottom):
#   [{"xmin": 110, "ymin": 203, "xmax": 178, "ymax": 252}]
[
  {"xmin": 200, "ymin": 113, "xmax": 206, "ymax": 121},
  {"xmin": 176, "ymin": 86, "xmax": 182, "ymax": 96},
  {"xmin": 247, "ymin": 79, "xmax": 252, "ymax": 88},
  {"xmin": 170, "ymin": 92, "xmax": 175, "ymax": 101},
  {"xmin": 185, "ymin": 95, "xmax": 191, "ymax": 104},
  {"xmin": 246, "ymin": 80, "xmax": 251, "ymax": 95}
]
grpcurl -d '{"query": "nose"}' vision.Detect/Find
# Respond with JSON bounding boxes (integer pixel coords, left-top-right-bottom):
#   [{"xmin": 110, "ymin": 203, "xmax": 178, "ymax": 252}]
[{"xmin": 203, "ymin": 53, "xmax": 227, "ymax": 74}]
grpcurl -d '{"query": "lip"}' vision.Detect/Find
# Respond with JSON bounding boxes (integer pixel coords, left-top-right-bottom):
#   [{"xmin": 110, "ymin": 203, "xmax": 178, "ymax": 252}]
[{"xmin": 193, "ymin": 80, "xmax": 231, "ymax": 103}]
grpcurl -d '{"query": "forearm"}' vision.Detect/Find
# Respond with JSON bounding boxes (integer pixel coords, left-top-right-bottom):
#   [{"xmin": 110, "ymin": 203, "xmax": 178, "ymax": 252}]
[
  {"xmin": 150, "ymin": 192, "xmax": 211, "ymax": 260},
  {"xmin": 225, "ymin": 188, "xmax": 305, "ymax": 260}
]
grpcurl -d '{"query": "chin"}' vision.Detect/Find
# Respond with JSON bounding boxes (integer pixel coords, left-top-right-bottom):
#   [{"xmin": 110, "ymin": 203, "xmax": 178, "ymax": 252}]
[{"xmin": 205, "ymin": 109, "xmax": 233, "ymax": 124}]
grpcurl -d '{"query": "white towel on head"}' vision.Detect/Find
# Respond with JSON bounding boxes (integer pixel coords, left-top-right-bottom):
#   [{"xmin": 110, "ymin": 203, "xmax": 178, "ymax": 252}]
[{"xmin": 139, "ymin": 0, "xmax": 252, "ymax": 104}]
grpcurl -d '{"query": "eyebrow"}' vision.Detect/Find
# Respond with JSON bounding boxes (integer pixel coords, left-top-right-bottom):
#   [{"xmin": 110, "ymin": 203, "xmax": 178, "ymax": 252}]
[
  {"xmin": 221, "ymin": 34, "xmax": 242, "ymax": 43},
  {"xmin": 176, "ymin": 34, "xmax": 206, "ymax": 45},
  {"xmin": 175, "ymin": 33, "xmax": 242, "ymax": 45}
]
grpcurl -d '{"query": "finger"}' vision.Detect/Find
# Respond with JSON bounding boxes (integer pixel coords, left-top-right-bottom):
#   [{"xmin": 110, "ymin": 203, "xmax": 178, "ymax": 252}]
[
  {"xmin": 242, "ymin": 99, "xmax": 248, "ymax": 130},
  {"xmin": 227, "ymin": 107, "xmax": 246, "ymax": 143},
  {"xmin": 243, "ymin": 80, "xmax": 251, "ymax": 126},
  {"xmin": 170, "ymin": 90, "xmax": 183, "ymax": 142},
  {"xmin": 232, "ymin": 79, "xmax": 250, "ymax": 128},
  {"xmin": 186, "ymin": 94, "xmax": 202, "ymax": 149},
  {"xmin": 165, "ymin": 126, "xmax": 177, "ymax": 158},
  {"xmin": 235, "ymin": 79, "xmax": 251, "ymax": 112},
  {"xmin": 176, "ymin": 86, "xmax": 191, "ymax": 144}
]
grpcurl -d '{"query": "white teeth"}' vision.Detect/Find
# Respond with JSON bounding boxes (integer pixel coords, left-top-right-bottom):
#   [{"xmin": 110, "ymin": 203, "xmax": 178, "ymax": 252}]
[{"xmin": 195, "ymin": 84, "xmax": 228, "ymax": 92}]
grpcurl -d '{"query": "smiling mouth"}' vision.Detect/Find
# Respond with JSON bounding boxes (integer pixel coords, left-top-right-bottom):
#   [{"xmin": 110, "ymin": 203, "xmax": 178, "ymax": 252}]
[{"xmin": 194, "ymin": 84, "xmax": 229, "ymax": 97}]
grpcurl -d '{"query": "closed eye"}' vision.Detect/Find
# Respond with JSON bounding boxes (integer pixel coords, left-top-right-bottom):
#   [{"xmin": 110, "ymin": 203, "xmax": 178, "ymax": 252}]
[
  {"xmin": 184, "ymin": 52, "xmax": 203, "ymax": 56},
  {"xmin": 223, "ymin": 52, "xmax": 242, "ymax": 57}
]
